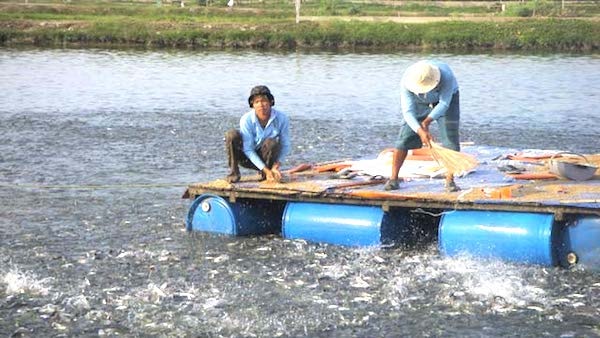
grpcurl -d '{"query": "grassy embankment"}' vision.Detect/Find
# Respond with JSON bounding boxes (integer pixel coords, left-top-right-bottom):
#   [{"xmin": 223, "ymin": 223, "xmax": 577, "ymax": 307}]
[{"xmin": 0, "ymin": 1, "xmax": 598, "ymax": 51}]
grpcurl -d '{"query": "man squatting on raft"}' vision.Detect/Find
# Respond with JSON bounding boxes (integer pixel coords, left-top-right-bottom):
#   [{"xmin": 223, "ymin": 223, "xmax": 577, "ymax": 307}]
[
  {"xmin": 385, "ymin": 60, "xmax": 461, "ymax": 192},
  {"xmin": 225, "ymin": 85, "xmax": 291, "ymax": 183}
]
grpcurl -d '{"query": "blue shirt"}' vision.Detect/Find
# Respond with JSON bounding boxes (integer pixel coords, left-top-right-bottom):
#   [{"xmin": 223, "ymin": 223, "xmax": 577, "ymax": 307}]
[
  {"xmin": 400, "ymin": 61, "xmax": 459, "ymax": 132},
  {"xmin": 239, "ymin": 108, "xmax": 291, "ymax": 170}
]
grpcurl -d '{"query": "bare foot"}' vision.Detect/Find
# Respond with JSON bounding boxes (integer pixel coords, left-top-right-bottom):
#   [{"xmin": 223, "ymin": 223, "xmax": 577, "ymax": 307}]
[
  {"xmin": 384, "ymin": 179, "xmax": 400, "ymax": 191},
  {"xmin": 226, "ymin": 173, "xmax": 240, "ymax": 183},
  {"xmin": 445, "ymin": 180, "xmax": 461, "ymax": 192}
]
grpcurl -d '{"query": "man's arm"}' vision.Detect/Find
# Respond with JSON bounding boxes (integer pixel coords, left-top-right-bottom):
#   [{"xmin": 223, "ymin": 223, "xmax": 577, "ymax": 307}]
[
  {"xmin": 400, "ymin": 87, "xmax": 422, "ymax": 133},
  {"xmin": 240, "ymin": 115, "xmax": 266, "ymax": 170},
  {"xmin": 428, "ymin": 64, "xmax": 457, "ymax": 120},
  {"xmin": 276, "ymin": 113, "xmax": 291, "ymax": 164}
]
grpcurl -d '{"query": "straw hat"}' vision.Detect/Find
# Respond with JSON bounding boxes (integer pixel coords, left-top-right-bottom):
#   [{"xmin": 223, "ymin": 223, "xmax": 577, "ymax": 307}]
[{"xmin": 403, "ymin": 61, "xmax": 441, "ymax": 94}]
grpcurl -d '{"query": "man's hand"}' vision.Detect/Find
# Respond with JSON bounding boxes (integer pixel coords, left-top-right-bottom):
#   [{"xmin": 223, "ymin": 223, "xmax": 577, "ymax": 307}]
[
  {"xmin": 263, "ymin": 166, "xmax": 282, "ymax": 183},
  {"xmin": 417, "ymin": 128, "xmax": 432, "ymax": 148},
  {"xmin": 420, "ymin": 116, "xmax": 433, "ymax": 132},
  {"xmin": 271, "ymin": 162, "xmax": 282, "ymax": 182}
]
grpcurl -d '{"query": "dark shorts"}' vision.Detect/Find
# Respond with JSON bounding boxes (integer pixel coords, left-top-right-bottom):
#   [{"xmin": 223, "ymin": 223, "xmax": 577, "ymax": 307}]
[
  {"xmin": 394, "ymin": 91, "xmax": 460, "ymax": 151},
  {"xmin": 226, "ymin": 129, "xmax": 280, "ymax": 170}
]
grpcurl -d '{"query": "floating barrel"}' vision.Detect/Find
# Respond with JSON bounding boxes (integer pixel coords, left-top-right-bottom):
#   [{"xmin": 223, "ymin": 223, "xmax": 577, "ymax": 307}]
[
  {"xmin": 557, "ymin": 216, "xmax": 600, "ymax": 271},
  {"xmin": 439, "ymin": 210, "xmax": 555, "ymax": 266},
  {"xmin": 186, "ymin": 194, "xmax": 284, "ymax": 236},
  {"xmin": 282, "ymin": 202, "xmax": 434, "ymax": 247}
]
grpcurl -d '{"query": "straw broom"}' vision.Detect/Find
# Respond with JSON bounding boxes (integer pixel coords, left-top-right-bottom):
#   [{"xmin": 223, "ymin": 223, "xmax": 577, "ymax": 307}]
[{"xmin": 429, "ymin": 141, "xmax": 478, "ymax": 176}]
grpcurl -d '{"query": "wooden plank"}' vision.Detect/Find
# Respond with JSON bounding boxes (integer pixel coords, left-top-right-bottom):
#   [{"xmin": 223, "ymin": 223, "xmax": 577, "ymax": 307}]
[{"xmin": 184, "ymin": 157, "xmax": 600, "ymax": 218}]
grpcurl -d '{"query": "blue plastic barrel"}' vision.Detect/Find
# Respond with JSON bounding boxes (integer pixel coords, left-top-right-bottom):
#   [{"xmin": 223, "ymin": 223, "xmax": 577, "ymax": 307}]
[
  {"xmin": 439, "ymin": 210, "xmax": 556, "ymax": 266},
  {"xmin": 283, "ymin": 202, "xmax": 384, "ymax": 246},
  {"xmin": 557, "ymin": 216, "xmax": 600, "ymax": 271},
  {"xmin": 186, "ymin": 194, "xmax": 283, "ymax": 236},
  {"xmin": 282, "ymin": 202, "xmax": 427, "ymax": 247}
]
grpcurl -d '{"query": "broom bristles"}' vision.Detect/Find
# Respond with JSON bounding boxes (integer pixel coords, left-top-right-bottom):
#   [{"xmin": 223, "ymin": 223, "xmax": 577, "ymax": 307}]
[{"xmin": 429, "ymin": 142, "xmax": 478, "ymax": 175}]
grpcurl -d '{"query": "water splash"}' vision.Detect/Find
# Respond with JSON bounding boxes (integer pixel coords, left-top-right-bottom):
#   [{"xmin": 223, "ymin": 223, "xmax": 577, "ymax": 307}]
[{"xmin": 2, "ymin": 265, "xmax": 52, "ymax": 296}]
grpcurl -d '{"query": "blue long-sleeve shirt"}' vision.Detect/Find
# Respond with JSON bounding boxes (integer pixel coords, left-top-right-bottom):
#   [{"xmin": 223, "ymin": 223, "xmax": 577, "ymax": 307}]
[
  {"xmin": 400, "ymin": 61, "xmax": 459, "ymax": 132},
  {"xmin": 240, "ymin": 108, "xmax": 291, "ymax": 170}
]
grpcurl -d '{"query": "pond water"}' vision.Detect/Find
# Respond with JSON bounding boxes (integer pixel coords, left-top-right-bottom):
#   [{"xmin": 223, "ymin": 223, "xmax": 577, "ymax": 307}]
[{"xmin": 0, "ymin": 48, "xmax": 599, "ymax": 337}]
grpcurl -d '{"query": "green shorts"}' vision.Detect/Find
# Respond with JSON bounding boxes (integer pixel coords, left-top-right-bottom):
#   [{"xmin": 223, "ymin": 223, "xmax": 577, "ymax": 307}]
[{"xmin": 394, "ymin": 91, "xmax": 460, "ymax": 151}]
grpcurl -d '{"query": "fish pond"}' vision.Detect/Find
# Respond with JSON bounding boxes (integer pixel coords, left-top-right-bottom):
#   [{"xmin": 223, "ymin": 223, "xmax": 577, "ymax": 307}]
[{"xmin": 0, "ymin": 48, "xmax": 599, "ymax": 337}]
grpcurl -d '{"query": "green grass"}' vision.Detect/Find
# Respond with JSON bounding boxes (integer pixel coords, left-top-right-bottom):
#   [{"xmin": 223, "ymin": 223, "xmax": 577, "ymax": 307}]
[
  {"xmin": 501, "ymin": 0, "xmax": 599, "ymax": 18},
  {"xmin": 0, "ymin": 1, "xmax": 598, "ymax": 51}
]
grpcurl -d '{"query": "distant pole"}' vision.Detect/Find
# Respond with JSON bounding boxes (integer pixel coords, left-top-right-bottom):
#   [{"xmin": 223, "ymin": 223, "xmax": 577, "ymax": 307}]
[{"xmin": 295, "ymin": 0, "xmax": 301, "ymax": 24}]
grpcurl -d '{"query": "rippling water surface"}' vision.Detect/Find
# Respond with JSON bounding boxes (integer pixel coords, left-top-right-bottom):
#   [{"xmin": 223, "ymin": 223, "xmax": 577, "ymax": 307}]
[{"xmin": 0, "ymin": 48, "xmax": 599, "ymax": 337}]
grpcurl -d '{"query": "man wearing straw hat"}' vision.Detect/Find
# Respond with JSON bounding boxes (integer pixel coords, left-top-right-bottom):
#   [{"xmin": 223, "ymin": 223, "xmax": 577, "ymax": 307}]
[{"xmin": 385, "ymin": 60, "xmax": 461, "ymax": 192}]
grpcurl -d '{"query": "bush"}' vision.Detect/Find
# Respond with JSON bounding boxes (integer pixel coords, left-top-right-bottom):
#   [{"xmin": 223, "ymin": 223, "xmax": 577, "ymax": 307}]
[
  {"xmin": 504, "ymin": 0, "xmax": 562, "ymax": 17},
  {"xmin": 318, "ymin": 0, "xmax": 337, "ymax": 15},
  {"xmin": 347, "ymin": 5, "xmax": 361, "ymax": 16}
]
